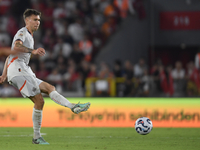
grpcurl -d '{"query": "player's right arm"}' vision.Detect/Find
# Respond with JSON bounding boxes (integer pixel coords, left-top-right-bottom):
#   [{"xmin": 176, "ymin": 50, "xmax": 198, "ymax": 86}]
[
  {"xmin": 0, "ymin": 47, "xmax": 19, "ymax": 56},
  {"xmin": 0, "ymin": 57, "xmax": 9, "ymax": 84},
  {"xmin": 14, "ymin": 40, "xmax": 46, "ymax": 56}
]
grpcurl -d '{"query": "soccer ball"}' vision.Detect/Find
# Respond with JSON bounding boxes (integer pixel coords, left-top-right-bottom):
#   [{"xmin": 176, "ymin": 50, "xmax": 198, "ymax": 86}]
[{"xmin": 135, "ymin": 117, "xmax": 153, "ymax": 135}]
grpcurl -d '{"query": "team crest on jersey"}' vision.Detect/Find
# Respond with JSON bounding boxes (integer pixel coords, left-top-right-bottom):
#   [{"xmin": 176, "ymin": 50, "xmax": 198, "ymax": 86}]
[{"xmin": 19, "ymin": 33, "xmax": 23, "ymax": 36}]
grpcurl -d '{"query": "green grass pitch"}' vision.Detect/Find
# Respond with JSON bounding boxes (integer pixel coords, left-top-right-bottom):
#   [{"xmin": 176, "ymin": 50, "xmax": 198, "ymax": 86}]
[{"xmin": 0, "ymin": 127, "xmax": 200, "ymax": 150}]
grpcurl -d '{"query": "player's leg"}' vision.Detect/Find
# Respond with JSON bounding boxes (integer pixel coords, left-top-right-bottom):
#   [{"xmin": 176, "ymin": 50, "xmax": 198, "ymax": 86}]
[
  {"xmin": 9, "ymin": 76, "xmax": 49, "ymax": 144},
  {"xmin": 39, "ymin": 81, "xmax": 91, "ymax": 114},
  {"xmin": 29, "ymin": 94, "xmax": 49, "ymax": 144},
  {"xmin": 39, "ymin": 81, "xmax": 74, "ymax": 108}
]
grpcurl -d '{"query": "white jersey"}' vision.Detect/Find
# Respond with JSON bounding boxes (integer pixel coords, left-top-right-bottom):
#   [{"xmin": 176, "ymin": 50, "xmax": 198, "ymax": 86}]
[{"xmin": 7, "ymin": 27, "xmax": 35, "ymax": 82}]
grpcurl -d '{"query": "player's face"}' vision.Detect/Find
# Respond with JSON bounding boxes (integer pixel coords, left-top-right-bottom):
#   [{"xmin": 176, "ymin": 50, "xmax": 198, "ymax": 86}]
[{"xmin": 26, "ymin": 15, "xmax": 40, "ymax": 32}]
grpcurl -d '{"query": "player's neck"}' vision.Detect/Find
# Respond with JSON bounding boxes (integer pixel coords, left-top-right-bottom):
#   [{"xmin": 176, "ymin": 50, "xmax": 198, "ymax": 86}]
[{"xmin": 25, "ymin": 26, "xmax": 34, "ymax": 37}]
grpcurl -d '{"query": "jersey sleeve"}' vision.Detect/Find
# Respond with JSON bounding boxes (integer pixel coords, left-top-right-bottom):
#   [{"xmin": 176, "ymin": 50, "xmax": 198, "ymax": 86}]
[{"xmin": 14, "ymin": 30, "xmax": 26, "ymax": 43}]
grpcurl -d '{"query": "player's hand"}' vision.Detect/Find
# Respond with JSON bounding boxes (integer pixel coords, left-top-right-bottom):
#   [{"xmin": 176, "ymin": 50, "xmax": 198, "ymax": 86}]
[
  {"xmin": 0, "ymin": 75, "xmax": 6, "ymax": 84},
  {"xmin": 32, "ymin": 48, "xmax": 46, "ymax": 56}
]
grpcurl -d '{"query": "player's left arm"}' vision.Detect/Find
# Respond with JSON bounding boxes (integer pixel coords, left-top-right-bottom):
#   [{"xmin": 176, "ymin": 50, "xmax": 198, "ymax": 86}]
[{"xmin": 14, "ymin": 40, "xmax": 45, "ymax": 56}]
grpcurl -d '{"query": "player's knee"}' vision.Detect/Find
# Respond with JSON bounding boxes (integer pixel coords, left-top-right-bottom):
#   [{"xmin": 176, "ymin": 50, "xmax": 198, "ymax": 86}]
[
  {"xmin": 36, "ymin": 98, "xmax": 44, "ymax": 108},
  {"xmin": 39, "ymin": 98, "xmax": 45, "ymax": 106},
  {"xmin": 33, "ymin": 95, "xmax": 45, "ymax": 109}
]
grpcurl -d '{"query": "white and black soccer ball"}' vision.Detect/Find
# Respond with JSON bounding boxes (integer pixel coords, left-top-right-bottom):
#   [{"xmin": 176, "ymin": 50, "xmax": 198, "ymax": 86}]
[{"xmin": 135, "ymin": 117, "xmax": 153, "ymax": 135}]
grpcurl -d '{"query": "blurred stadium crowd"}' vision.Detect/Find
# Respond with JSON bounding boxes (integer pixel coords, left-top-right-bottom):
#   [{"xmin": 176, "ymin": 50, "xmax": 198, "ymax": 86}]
[{"xmin": 0, "ymin": 0, "xmax": 199, "ymax": 97}]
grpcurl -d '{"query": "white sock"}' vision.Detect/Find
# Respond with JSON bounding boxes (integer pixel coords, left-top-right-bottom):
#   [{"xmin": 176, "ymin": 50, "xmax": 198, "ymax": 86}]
[
  {"xmin": 49, "ymin": 91, "xmax": 73, "ymax": 108},
  {"xmin": 32, "ymin": 108, "xmax": 42, "ymax": 139}
]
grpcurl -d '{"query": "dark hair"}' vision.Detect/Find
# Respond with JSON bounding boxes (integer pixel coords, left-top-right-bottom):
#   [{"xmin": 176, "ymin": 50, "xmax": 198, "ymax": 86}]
[{"xmin": 23, "ymin": 9, "xmax": 41, "ymax": 20}]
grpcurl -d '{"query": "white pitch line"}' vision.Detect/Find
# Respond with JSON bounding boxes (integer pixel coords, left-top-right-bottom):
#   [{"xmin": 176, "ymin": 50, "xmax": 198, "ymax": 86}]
[
  {"xmin": 0, "ymin": 133, "xmax": 47, "ymax": 137},
  {"xmin": 59, "ymin": 136, "xmax": 130, "ymax": 139}
]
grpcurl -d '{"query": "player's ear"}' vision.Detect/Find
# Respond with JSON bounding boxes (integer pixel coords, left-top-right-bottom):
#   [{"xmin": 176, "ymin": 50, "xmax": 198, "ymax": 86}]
[{"xmin": 24, "ymin": 17, "xmax": 29, "ymax": 24}]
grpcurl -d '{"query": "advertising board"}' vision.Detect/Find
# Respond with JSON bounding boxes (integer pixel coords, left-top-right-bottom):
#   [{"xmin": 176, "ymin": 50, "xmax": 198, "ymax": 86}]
[{"xmin": 0, "ymin": 98, "xmax": 200, "ymax": 127}]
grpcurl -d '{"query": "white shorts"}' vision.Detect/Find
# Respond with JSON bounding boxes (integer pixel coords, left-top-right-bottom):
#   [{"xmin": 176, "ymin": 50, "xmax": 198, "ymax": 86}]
[{"xmin": 9, "ymin": 76, "xmax": 43, "ymax": 98}]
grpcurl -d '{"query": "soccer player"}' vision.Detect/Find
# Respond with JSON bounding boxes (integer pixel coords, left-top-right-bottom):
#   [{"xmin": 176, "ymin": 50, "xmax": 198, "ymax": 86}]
[{"xmin": 0, "ymin": 9, "xmax": 90, "ymax": 145}]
